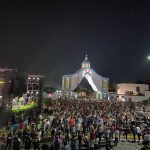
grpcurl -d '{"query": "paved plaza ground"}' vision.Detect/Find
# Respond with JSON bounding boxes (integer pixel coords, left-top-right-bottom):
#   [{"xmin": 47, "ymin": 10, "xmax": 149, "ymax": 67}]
[
  {"xmin": 107, "ymin": 142, "xmax": 141, "ymax": 150},
  {"xmin": 46, "ymin": 141, "xmax": 143, "ymax": 150},
  {"xmin": 40, "ymin": 141, "xmax": 142, "ymax": 150}
]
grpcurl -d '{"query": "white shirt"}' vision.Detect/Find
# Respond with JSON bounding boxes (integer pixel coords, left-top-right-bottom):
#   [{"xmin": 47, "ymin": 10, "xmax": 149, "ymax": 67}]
[
  {"xmin": 114, "ymin": 130, "xmax": 120, "ymax": 138},
  {"xmin": 136, "ymin": 126, "xmax": 141, "ymax": 134}
]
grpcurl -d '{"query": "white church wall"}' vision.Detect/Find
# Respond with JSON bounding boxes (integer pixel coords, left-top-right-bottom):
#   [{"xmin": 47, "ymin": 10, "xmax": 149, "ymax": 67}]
[
  {"xmin": 145, "ymin": 91, "xmax": 150, "ymax": 98},
  {"xmin": 117, "ymin": 83, "xmax": 149, "ymax": 95}
]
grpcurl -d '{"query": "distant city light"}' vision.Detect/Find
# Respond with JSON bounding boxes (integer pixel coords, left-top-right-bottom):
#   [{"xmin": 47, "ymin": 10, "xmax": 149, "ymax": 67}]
[
  {"xmin": 0, "ymin": 81, "xmax": 5, "ymax": 84},
  {"xmin": 48, "ymin": 93, "xmax": 51, "ymax": 98},
  {"xmin": 147, "ymin": 55, "xmax": 150, "ymax": 60}
]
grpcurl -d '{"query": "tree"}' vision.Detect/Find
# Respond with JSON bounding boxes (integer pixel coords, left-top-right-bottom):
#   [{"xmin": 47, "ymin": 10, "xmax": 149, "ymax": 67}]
[
  {"xmin": 10, "ymin": 76, "xmax": 26, "ymax": 97},
  {"xmin": 43, "ymin": 86, "xmax": 56, "ymax": 94}
]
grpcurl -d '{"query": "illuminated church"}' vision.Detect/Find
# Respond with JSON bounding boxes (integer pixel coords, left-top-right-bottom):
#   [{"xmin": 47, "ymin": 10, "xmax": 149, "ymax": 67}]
[{"xmin": 62, "ymin": 55, "xmax": 109, "ymax": 99}]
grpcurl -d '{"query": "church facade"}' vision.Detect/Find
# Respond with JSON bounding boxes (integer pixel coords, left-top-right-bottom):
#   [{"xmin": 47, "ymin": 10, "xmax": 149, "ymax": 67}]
[{"xmin": 62, "ymin": 55, "xmax": 109, "ymax": 99}]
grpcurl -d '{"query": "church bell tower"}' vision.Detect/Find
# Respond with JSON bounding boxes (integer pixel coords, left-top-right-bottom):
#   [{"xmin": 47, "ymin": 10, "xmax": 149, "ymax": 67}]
[{"xmin": 81, "ymin": 54, "xmax": 91, "ymax": 69}]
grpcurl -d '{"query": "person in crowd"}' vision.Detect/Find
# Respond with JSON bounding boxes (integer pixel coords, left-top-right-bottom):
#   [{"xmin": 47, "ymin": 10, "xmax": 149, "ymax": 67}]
[
  {"xmin": 24, "ymin": 135, "xmax": 31, "ymax": 150},
  {"xmin": 65, "ymin": 133, "xmax": 70, "ymax": 145},
  {"xmin": 6, "ymin": 131, "xmax": 12, "ymax": 150},
  {"xmin": 105, "ymin": 127, "xmax": 111, "ymax": 144},
  {"xmin": 97, "ymin": 127, "xmax": 103, "ymax": 146},
  {"xmin": 84, "ymin": 133, "xmax": 89, "ymax": 149},
  {"xmin": 22, "ymin": 128, "xmax": 29, "ymax": 145},
  {"xmin": 28, "ymin": 116, "xmax": 32, "ymax": 126},
  {"xmin": 1, "ymin": 134, "xmax": 7, "ymax": 145},
  {"xmin": 94, "ymin": 133, "xmax": 100, "ymax": 150},
  {"xmin": 90, "ymin": 128, "xmax": 96, "ymax": 149},
  {"xmin": 0, "ymin": 137, "xmax": 6, "ymax": 150},
  {"xmin": 124, "ymin": 125, "xmax": 129, "ymax": 141},
  {"xmin": 13, "ymin": 136, "xmax": 21, "ymax": 150},
  {"xmin": 41, "ymin": 141, "xmax": 49, "ymax": 150},
  {"xmin": 114, "ymin": 128, "xmax": 120, "ymax": 146},
  {"xmin": 142, "ymin": 127, "xmax": 148, "ymax": 140},
  {"xmin": 33, "ymin": 135, "xmax": 40, "ymax": 150},
  {"xmin": 78, "ymin": 131, "xmax": 82, "ymax": 149},
  {"xmin": 71, "ymin": 135, "xmax": 76, "ymax": 150},
  {"xmin": 49, "ymin": 144, "xmax": 55, "ymax": 150},
  {"xmin": 131, "ymin": 124, "xmax": 137, "ymax": 142},
  {"xmin": 54, "ymin": 131, "xmax": 62, "ymax": 150},
  {"xmin": 136, "ymin": 126, "xmax": 142, "ymax": 143},
  {"xmin": 63, "ymin": 138, "xmax": 69, "ymax": 150}
]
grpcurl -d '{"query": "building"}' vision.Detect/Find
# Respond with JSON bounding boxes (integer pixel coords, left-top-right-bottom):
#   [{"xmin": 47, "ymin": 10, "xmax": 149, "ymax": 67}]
[
  {"xmin": 27, "ymin": 74, "xmax": 44, "ymax": 107},
  {"xmin": 0, "ymin": 68, "xmax": 17, "ymax": 105},
  {"xmin": 117, "ymin": 83, "xmax": 149, "ymax": 96},
  {"xmin": 62, "ymin": 55, "xmax": 109, "ymax": 99}
]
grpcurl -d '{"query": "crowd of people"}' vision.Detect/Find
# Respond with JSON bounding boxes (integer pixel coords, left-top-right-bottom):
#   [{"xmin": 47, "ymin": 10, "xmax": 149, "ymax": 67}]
[
  {"xmin": 12, "ymin": 95, "xmax": 35, "ymax": 110},
  {"xmin": 0, "ymin": 99, "xmax": 150, "ymax": 150}
]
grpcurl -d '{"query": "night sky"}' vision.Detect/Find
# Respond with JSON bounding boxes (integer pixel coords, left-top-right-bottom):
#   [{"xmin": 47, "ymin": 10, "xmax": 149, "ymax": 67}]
[{"xmin": 1, "ymin": 1, "xmax": 150, "ymax": 86}]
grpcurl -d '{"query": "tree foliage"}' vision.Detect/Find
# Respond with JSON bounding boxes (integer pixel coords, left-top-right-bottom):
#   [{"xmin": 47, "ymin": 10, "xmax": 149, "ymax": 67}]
[
  {"xmin": 10, "ymin": 76, "xmax": 26, "ymax": 97},
  {"xmin": 43, "ymin": 86, "xmax": 56, "ymax": 94}
]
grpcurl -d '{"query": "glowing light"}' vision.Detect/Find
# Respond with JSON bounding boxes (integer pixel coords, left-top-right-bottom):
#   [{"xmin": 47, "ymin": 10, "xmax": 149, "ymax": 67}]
[
  {"xmin": 147, "ymin": 56, "xmax": 150, "ymax": 60},
  {"xmin": 48, "ymin": 94, "xmax": 51, "ymax": 98},
  {"xmin": 0, "ymin": 81, "xmax": 5, "ymax": 84},
  {"xmin": 84, "ymin": 73, "xmax": 102, "ymax": 96}
]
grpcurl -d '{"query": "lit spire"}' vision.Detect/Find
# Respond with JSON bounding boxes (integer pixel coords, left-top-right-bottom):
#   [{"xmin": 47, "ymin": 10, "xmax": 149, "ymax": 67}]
[
  {"xmin": 85, "ymin": 54, "xmax": 88, "ymax": 61},
  {"xmin": 81, "ymin": 54, "xmax": 90, "ymax": 69}
]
